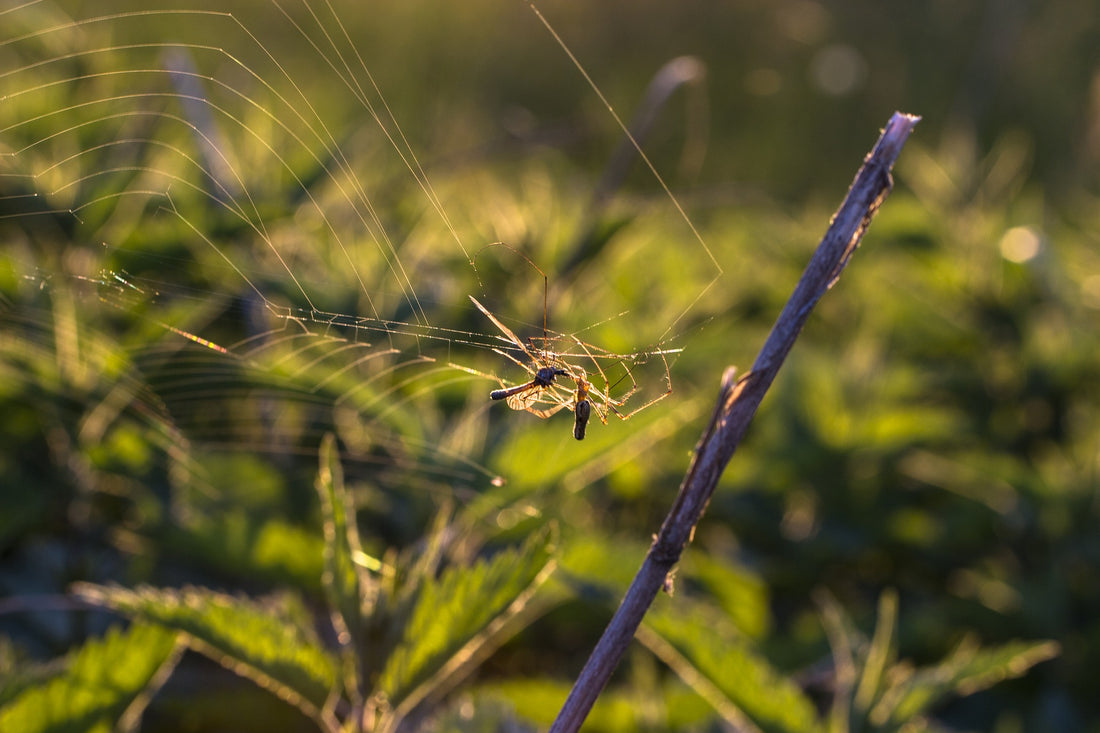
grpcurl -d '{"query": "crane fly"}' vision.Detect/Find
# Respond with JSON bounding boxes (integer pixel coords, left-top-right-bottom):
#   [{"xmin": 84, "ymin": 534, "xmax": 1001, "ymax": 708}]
[
  {"xmin": 468, "ymin": 294, "xmax": 580, "ymax": 417},
  {"xmin": 463, "ymin": 294, "xmax": 676, "ymax": 440},
  {"xmin": 488, "ymin": 365, "xmax": 568, "ymax": 405}
]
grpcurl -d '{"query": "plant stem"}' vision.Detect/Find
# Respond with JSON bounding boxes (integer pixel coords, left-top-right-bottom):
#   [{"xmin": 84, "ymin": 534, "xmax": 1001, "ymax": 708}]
[{"xmin": 549, "ymin": 111, "xmax": 921, "ymax": 733}]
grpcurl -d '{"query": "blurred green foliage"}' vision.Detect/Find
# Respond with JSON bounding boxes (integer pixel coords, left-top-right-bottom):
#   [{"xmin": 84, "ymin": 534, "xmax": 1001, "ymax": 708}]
[{"xmin": 2, "ymin": 0, "xmax": 1098, "ymax": 730}]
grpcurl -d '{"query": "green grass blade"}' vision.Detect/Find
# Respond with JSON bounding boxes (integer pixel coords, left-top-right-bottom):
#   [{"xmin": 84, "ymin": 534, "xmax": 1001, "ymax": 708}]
[{"xmin": 0, "ymin": 623, "xmax": 180, "ymax": 733}]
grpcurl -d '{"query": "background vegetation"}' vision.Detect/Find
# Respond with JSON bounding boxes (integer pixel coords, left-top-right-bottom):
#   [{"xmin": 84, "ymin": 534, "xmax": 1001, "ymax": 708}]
[{"xmin": 1, "ymin": 0, "xmax": 1098, "ymax": 730}]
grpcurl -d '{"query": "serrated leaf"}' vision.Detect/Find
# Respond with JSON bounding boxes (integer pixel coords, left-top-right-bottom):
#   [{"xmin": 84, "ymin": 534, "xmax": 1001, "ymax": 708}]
[
  {"xmin": 316, "ymin": 433, "xmax": 369, "ymax": 703},
  {"xmin": 377, "ymin": 526, "xmax": 556, "ymax": 717},
  {"xmin": 0, "ymin": 623, "xmax": 179, "ymax": 733},
  {"xmin": 873, "ymin": 637, "xmax": 1060, "ymax": 726},
  {"xmin": 73, "ymin": 583, "xmax": 337, "ymax": 719},
  {"xmin": 641, "ymin": 603, "xmax": 822, "ymax": 733}
]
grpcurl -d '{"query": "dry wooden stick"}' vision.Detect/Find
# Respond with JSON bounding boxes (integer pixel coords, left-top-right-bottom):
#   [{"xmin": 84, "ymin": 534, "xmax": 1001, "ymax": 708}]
[{"xmin": 550, "ymin": 111, "xmax": 921, "ymax": 733}]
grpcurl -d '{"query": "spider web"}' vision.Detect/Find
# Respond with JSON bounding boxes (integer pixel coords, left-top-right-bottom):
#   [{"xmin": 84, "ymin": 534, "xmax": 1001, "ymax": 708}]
[{"xmin": 0, "ymin": 0, "xmax": 722, "ymax": 513}]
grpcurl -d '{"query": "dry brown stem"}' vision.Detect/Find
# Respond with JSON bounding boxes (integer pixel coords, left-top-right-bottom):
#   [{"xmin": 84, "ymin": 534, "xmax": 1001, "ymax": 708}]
[{"xmin": 550, "ymin": 111, "xmax": 921, "ymax": 733}]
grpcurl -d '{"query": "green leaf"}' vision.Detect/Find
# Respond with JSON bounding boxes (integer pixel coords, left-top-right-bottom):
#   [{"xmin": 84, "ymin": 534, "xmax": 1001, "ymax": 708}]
[
  {"xmin": 853, "ymin": 590, "xmax": 899, "ymax": 720},
  {"xmin": 556, "ymin": 532, "xmax": 648, "ymax": 596},
  {"xmin": 641, "ymin": 602, "xmax": 822, "ymax": 733},
  {"xmin": 819, "ymin": 591, "xmax": 1060, "ymax": 730},
  {"xmin": 873, "ymin": 637, "xmax": 1060, "ymax": 727},
  {"xmin": 377, "ymin": 526, "xmax": 556, "ymax": 718},
  {"xmin": 316, "ymin": 433, "xmax": 370, "ymax": 704},
  {"xmin": 0, "ymin": 623, "xmax": 179, "ymax": 733},
  {"xmin": 73, "ymin": 583, "xmax": 338, "ymax": 720},
  {"xmin": 475, "ymin": 676, "xmax": 720, "ymax": 732},
  {"xmin": 553, "ymin": 532, "xmax": 771, "ymax": 639},
  {"xmin": 681, "ymin": 551, "xmax": 771, "ymax": 639},
  {"xmin": 167, "ymin": 510, "xmax": 324, "ymax": 591}
]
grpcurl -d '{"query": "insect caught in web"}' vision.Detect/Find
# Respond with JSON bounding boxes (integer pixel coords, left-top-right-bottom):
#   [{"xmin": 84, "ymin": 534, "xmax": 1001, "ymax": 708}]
[{"xmin": 463, "ymin": 293, "xmax": 675, "ymax": 441}]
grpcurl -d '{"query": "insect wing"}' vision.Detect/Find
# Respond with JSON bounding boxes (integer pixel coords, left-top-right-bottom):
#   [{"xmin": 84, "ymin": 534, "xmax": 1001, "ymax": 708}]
[{"xmin": 505, "ymin": 384, "xmax": 546, "ymax": 411}]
